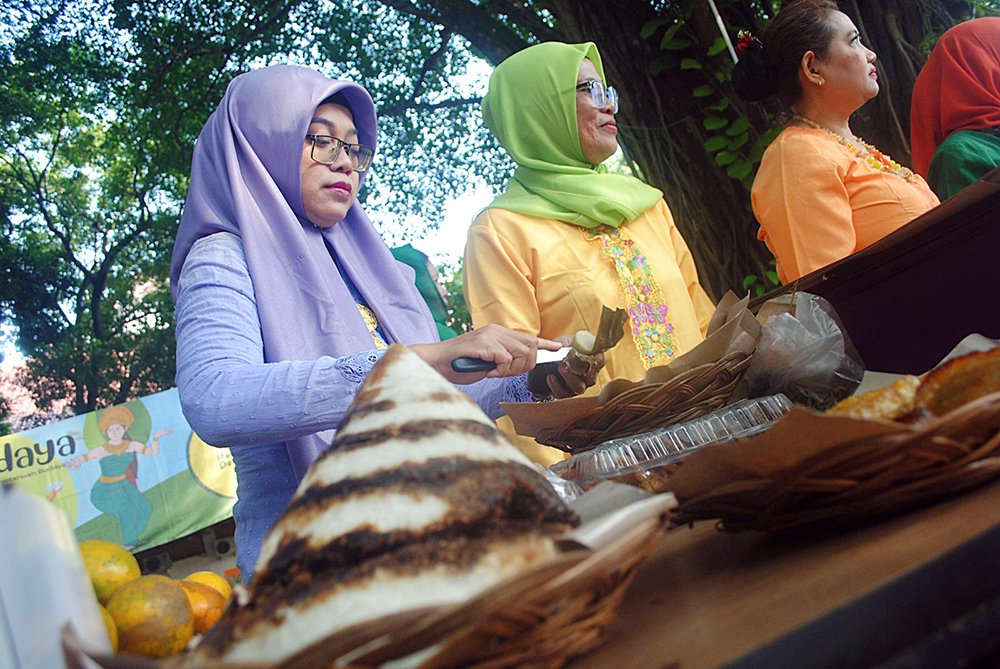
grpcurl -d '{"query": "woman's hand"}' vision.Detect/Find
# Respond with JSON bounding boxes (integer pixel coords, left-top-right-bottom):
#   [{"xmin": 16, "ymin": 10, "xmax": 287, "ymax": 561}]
[
  {"xmin": 410, "ymin": 324, "xmax": 563, "ymax": 384},
  {"xmin": 529, "ymin": 335, "xmax": 605, "ymax": 399}
]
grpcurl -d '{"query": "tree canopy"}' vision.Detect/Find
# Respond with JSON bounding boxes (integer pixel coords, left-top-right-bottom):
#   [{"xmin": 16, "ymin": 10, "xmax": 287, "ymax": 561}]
[{"xmin": 1, "ymin": 0, "xmax": 995, "ymax": 422}]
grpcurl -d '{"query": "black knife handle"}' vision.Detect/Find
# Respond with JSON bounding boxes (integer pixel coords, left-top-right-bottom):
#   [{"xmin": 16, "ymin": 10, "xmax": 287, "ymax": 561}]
[{"xmin": 451, "ymin": 357, "xmax": 498, "ymax": 373}]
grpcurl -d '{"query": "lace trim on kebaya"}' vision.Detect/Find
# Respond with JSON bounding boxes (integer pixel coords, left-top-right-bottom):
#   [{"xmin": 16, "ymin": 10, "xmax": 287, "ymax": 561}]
[
  {"xmin": 583, "ymin": 225, "xmax": 679, "ymax": 370},
  {"xmin": 334, "ymin": 350, "xmax": 385, "ymax": 385},
  {"xmin": 504, "ymin": 372, "xmax": 547, "ymax": 403}
]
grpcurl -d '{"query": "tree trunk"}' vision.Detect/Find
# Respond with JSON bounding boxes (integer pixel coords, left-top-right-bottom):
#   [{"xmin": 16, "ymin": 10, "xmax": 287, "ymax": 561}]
[{"xmin": 839, "ymin": 0, "xmax": 968, "ymax": 161}]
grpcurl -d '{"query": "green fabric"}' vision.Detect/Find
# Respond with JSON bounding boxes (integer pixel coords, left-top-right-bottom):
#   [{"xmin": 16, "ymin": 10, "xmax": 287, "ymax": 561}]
[
  {"xmin": 482, "ymin": 42, "xmax": 662, "ymax": 229},
  {"xmin": 435, "ymin": 321, "xmax": 457, "ymax": 340},
  {"xmin": 927, "ymin": 129, "xmax": 1000, "ymax": 200},
  {"xmin": 391, "ymin": 244, "xmax": 458, "ymax": 339},
  {"xmin": 92, "ymin": 452, "xmax": 152, "ymax": 547}
]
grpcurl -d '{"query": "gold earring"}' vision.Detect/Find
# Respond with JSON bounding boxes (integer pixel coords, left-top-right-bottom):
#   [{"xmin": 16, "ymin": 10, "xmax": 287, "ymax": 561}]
[{"xmin": 818, "ymin": 79, "xmax": 825, "ymax": 86}]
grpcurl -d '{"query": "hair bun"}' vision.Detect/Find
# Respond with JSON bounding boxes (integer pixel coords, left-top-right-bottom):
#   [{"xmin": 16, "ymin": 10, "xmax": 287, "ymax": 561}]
[{"xmin": 732, "ymin": 45, "xmax": 778, "ymax": 102}]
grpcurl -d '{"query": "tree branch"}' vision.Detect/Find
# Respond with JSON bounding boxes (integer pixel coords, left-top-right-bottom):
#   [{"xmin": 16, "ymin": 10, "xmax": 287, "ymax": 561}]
[
  {"xmin": 10, "ymin": 142, "xmax": 91, "ymax": 279},
  {"xmin": 380, "ymin": 96, "xmax": 482, "ymax": 115},
  {"xmin": 487, "ymin": 0, "xmax": 561, "ymax": 41},
  {"xmin": 380, "ymin": 0, "xmax": 548, "ymax": 64},
  {"xmin": 378, "ymin": 0, "xmax": 444, "ymax": 28},
  {"xmin": 412, "ymin": 28, "xmax": 454, "ymax": 100}
]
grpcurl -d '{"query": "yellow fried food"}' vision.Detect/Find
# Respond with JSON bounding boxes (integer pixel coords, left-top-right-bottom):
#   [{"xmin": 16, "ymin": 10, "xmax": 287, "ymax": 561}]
[
  {"xmin": 827, "ymin": 375, "xmax": 921, "ymax": 421},
  {"xmin": 914, "ymin": 348, "xmax": 1000, "ymax": 417}
]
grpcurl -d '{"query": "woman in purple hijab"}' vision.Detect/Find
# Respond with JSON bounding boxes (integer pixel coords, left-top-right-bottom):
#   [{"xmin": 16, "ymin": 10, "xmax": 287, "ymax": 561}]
[{"xmin": 171, "ymin": 65, "xmax": 594, "ymax": 580}]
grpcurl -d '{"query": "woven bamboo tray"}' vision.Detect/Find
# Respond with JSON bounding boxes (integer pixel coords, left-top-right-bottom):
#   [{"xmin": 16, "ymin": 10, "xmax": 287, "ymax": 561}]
[
  {"xmin": 537, "ymin": 350, "xmax": 753, "ymax": 453},
  {"xmin": 671, "ymin": 391, "xmax": 1000, "ymax": 534}
]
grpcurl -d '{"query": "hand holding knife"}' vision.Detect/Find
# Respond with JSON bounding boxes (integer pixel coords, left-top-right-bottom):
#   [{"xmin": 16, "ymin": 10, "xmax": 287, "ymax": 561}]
[{"xmin": 451, "ymin": 347, "xmax": 571, "ymax": 373}]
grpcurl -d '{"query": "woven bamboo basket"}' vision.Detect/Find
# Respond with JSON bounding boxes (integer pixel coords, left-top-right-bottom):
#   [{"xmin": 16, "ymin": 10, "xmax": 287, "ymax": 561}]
[
  {"xmin": 537, "ymin": 350, "xmax": 753, "ymax": 453},
  {"xmin": 672, "ymin": 391, "xmax": 1000, "ymax": 533},
  {"xmin": 274, "ymin": 513, "xmax": 671, "ymax": 669}
]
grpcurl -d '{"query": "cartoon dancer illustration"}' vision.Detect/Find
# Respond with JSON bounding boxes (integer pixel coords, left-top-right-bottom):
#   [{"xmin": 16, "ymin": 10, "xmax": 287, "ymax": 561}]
[{"xmin": 67, "ymin": 405, "xmax": 173, "ymax": 549}]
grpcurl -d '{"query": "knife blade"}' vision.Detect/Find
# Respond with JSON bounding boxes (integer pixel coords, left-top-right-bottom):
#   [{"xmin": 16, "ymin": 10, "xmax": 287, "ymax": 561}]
[{"xmin": 451, "ymin": 347, "xmax": 570, "ymax": 374}]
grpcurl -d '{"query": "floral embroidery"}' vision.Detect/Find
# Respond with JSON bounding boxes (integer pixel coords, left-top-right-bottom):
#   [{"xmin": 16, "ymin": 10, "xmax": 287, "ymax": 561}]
[
  {"xmin": 356, "ymin": 304, "xmax": 388, "ymax": 350},
  {"xmin": 583, "ymin": 225, "xmax": 679, "ymax": 369}
]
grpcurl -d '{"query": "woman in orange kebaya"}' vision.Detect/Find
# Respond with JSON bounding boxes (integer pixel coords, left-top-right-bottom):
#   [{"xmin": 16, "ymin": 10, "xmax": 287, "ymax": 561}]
[{"xmin": 733, "ymin": 0, "xmax": 939, "ymax": 284}]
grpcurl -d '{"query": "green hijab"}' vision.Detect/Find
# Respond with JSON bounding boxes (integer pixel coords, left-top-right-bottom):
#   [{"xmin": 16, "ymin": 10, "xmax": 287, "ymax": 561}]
[
  {"xmin": 390, "ymin": 244, "xmax": 458, "ymax": 340},
  {"xmin": 482, "ymin": 41, "xmax": 663, "ymax": 228}
]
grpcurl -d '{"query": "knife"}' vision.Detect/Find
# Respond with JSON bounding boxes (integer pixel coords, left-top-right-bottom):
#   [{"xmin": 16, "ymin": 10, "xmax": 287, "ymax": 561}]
[{"xmin": 451, "ymin": 347, "xmax": 570, "ymax": 374}]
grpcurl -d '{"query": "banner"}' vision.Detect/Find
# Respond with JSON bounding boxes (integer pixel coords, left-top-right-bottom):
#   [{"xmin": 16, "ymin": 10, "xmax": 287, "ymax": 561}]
[{"xmin": 0, "ymin": 388, "xmax": 236, "ymax": 552}]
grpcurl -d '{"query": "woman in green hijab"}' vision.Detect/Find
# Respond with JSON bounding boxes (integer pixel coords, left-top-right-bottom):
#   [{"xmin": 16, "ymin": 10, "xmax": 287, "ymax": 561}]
[
  {"xmin": 464, "ymin": 42, "xmax": 714, "ymax": 463},
  {"xmin": 391, "ymin": 243, "xmax": 458, "ymax": 340}
]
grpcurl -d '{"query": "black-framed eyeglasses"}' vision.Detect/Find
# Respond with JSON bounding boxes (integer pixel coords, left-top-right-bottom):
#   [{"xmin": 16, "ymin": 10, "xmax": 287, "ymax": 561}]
[
  {"xmin": 576, "ymin": 80, "xmax": 619, "ymax": 114},
  {"xmin": 305, "ymin": 134, "xmax": 375, "ymax": 172}
]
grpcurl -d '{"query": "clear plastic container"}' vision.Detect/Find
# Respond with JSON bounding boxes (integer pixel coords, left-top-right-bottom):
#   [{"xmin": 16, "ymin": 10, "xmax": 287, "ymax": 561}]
[{"xmin": 549, "ymin": 394, "xmax": 793, "ymax": 492}]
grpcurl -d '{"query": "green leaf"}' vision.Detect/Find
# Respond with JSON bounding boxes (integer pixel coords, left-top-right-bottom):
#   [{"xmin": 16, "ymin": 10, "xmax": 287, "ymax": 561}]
[
  {"xmin": 680, "ymin": 58, "xmax": 702, "ymax": 70},
  {"xmin": 707, "ymin": 98, "xmax": 729, "ymax": 111},
  {"xmin": 693, "ymin": 84, "xmax": 714, "ymax": 98},
  {"xmin": 641, "ymin": 17, "xmax": 669, "ymax": 39},
  {"xmin": 766, "ymin": 270, "xmax": 780, "ymax": 285},
  {"xmin": 749, "ymin": 127, "xmax": 782, "ymax": 162},
  {"xmin": 715, "ymin": 150, "xmax": 737, "ymax": 165},
  {"xmin": 742, "ymin": 275, "xmax": 758, "ymax": 290},
  {"xmin": 704, "ymin": 135, "xmax": 729, "ymax": 152},
  {"xmin": 649, "ymin": 54, "xmax": 678, "ymax": 74},
  {"xmin": 659, "ymin": 23, "xmax": 685, "ymax": 48},
  {"xmin": 727, "ymin": 132, "xmax": 749, "ymax": 150},
  {"xmin": 742, "ymin": 173, "xmax": 756, "ymax": 191},
  {"xmin": 725, "ymin": 116, "xmax": 751, "ymax": 136},
  {"xmin": 727, "ymin": 160, "xmax": 753, "ymax": 179},
  {"xmin": 707, "ymin": 37, "xmax": 727, "ymax": 56},
  {"xmin": 703, "ymin": 116, "xmax": 729, "ymax": 130},
  {"xmin": 662, "ymin": 38, "xmax": 693, "ymax": 51}
]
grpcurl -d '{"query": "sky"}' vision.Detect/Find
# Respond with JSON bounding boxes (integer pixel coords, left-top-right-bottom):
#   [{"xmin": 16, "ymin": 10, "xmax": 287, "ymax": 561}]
[{"xmin": 401, "ymin": 183, "xmax": 494, "ymax": 263}]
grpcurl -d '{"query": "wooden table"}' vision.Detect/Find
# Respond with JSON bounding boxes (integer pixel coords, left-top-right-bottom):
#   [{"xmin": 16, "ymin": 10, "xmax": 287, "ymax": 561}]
[{"xmin": 570, "ymin": 479, "xmax": 1000, "ymax": 668}]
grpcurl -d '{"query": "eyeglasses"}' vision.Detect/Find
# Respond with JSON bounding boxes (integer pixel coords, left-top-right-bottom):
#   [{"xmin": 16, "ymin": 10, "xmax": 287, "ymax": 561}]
[
  {"xmin": 305, "ymin": 134, "xmax": 375, "ymax": 172},
  {"xmin": 576, "ymin": 80, "xmax": 619, "ymax": 114}
]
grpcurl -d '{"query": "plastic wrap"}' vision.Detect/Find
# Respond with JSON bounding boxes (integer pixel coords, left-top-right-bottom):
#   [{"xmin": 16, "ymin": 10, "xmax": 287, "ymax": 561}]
[
  {"xmin": 549, "ymin": 394, "xmax": 792, "ymax": 492},
  {"xmin": 743, "ymin": 292, "xmax": 864, "ymax": 410}
]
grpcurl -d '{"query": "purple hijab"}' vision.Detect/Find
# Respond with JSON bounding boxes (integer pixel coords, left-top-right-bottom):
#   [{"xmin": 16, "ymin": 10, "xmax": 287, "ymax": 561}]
[{"xmin": 170, "ymin": 65, "xmax": 438, "ymax": 478}]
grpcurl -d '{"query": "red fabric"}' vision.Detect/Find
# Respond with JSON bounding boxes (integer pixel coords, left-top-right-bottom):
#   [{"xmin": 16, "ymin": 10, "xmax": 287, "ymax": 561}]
[{"xmin": 911, "ymin": 18, "xmax": 1000, "ymax": 176}]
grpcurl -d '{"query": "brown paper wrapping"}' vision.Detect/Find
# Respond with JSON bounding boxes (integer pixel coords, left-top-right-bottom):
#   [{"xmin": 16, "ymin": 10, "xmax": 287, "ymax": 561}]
[
  {"xmin": 664, "ymin": 408, "xmax": 907, "ymax": 503},
  {"xmin": 502, "ymin": 291, "xmax": 761, "ymax": 439}
]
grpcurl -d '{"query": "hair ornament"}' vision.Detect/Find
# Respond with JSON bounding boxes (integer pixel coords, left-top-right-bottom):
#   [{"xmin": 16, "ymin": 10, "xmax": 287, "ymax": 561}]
[{"xmin": 736, "ymin": 29, "xmax": 762, "ymax": 57}]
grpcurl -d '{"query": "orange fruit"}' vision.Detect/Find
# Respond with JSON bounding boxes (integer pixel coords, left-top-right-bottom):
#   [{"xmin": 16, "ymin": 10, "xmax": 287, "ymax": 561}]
[
  {"xmin": 80, "ymin": 539, "xmax": 141, "ymax": 605},
  {"xmin": 183, "ymin": 570, "xmax": 233, "ymax": 601},
  {"xmin": 179, "ymin": 579, "xmax": 228, "ymax": 634},
  {"xmin": 99, "ymin": 604, "xmax": 118, "ymax": 652},
  {"xmin": 106, "ymin": 575, "xmax": 194, "ymax": 658}
]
